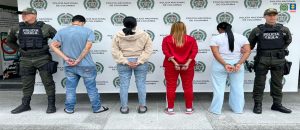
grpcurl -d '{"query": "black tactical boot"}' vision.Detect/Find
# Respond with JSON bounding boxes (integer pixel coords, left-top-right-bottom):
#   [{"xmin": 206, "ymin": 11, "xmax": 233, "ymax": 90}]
[
  {"xmin": 46, "ymin": 95, "xmax": 56, "ymax": 113},
  {"xmin": 271, "ymin": 103, "xmax": 292, "ymax": 113},
  {"xmin": 253, "ymin": 102, "xmax": 262, "ymax": 114},
  {"xmin": 11, "ymin": 96, "xmax": 31, "ymax": 114}
]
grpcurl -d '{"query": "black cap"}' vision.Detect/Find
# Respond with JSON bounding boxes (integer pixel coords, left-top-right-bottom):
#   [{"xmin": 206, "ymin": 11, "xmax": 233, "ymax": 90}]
[
  {"xmin": 264, "ymin": 8, "xmax": 278, "ymax": 16},
  {"xmin": 17, "ymin": 8, "xmax": 37, "ymax": 14}
]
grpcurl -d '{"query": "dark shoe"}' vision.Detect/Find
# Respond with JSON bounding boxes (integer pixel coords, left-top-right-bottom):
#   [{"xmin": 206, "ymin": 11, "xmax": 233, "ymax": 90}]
[
  {"xmin": 137, "ymin": 106, "xmax": 147, "ymax": 114},
  {"xmin": 64, "ymin": 108, "xmax": 74, "ymax": 114},
  {"xmin": 253, "ymin": 103, "xmax": 262, "ymax": 114},
  {"xmin": 271, "ymin": 104, "xmax": 292, "ymax": 113},
  {"xmin": 46, "ymin": 95, "xmax": 56, "ymax": 113},
  {"xmin": 94, "ymin": 106, "xmax": 109, "ymax": 113},
  {"xmin": 120, "ymin": 107, "xmax": 129, "ymax": 114},
  {"xmin": 11, "ymin": 96, "xmax": 31, "ymax": 114}
]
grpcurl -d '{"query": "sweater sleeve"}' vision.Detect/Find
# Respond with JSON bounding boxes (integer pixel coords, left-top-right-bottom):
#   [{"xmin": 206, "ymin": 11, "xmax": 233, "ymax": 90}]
[
  {"xmin": 162, "ymin": 36, "xmax": 173, "ymax": 59},
  {"xmin": 189, "ymin": 37, "xmax": 198, "ymax": 59},
  {"xmin": 137, "ymin": 34, "xmax": 153, "ymax": 64},
  {"xmin": 111, "ymin": 35, "xmax": 128, "ymax": 64}
]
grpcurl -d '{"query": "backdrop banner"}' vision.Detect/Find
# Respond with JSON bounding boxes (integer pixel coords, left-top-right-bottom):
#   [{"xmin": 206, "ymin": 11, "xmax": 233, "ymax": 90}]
[{"xmin": 17, "ymin": 0, "xmax": 299, "ymax": 93}]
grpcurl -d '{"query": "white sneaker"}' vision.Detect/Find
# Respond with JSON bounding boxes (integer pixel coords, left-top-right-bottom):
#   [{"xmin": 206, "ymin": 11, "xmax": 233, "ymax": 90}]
[{"xmin": 185, "ymin": 108, "xmax": 194, "ymax": 114}]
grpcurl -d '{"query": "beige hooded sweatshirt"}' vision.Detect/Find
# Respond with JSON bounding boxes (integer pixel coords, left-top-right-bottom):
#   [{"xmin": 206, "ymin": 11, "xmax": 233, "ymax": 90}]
[{"xmin": 112, "ymin": 28, "xmax": 153, "ymax": 64}]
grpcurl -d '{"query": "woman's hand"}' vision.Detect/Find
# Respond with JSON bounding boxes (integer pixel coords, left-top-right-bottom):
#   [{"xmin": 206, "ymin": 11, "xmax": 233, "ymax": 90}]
[
  {"xmin": 234, "ymin": 63, "xmax": 241, "ymax": 72},
  {"xmin": 224, "ymin": 64, "xmax": 234, "ymax": 73},
  {"xmin": 181, "ymin": 62, "xmax": 190, "ymax": 71}
]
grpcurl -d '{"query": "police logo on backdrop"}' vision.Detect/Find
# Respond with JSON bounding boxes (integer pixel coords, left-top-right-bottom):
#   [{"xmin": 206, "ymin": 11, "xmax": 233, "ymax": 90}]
[
  {"xmin": 111, "ymin": 13, "xmax": 127, "ymax": 26},
  {"xmin": 94, "ymin": 30, "xmax": 102, "ymax": 43},
  {"xmin": 30, "ymin": 0, "xmax": 48, "ymax": 10},
  {"xmin": 95, "ymin": 62, "xmax": 104, "ymax": 73},
  {"xmin": 147, "ymin": 62, "xmax": 155, "ymax": 74},
  {"xmin": 190, "ymin": 0, "xmax": 208, "ymax": 10},
  {"xmin": 144, "ymin": 30, "xmax": 155, "ymax": 41},
  {"xmin": 269, "ymin": 77, "xmax": 286, "ymax": 86},
  {"xmin": 57, "ymin": 13, "xmax": 73, "ymax": 26},
  {"xmin": 277, "ymin": 12, "xmax": 290, "ymax": 24},
  {"xmin": 84, "ymin": 0, "xmax": 101, "ymax": 10},
  {"xmin": 280, "ymin": 4, "xmax": 289, "ymax": 12},
  {"xmin": 216, "ymin": 12, "xmax": 234, "ymax": 24},
  {"xmin": 163, "ymin": 12, "xmax": 181, "ymax": 25},
  {"xmin": 194, "ymin": 61, "xmax": 206, "ymax": 73},
  {"xmin": 163, "ymin": 79, "xmax": 181, "ymax": 87},
  {"xmin": 61, "ymin": 77, "xmax": 67, "ymax": 88},
  {"xmin": 190, "ymin": 29, "xmax": 207, "ymax": 42},
  {"xmin": 244, "ymin": 0, "xmax": 261, "ymax": 9},
  {"xmin": 243, "ymin": 29, "xmax": 252, "ymax": 38},
  {"xmin": 113, "ymin": 77, "xmax": 120, "ymax": 88},
  {"xmin": 137, "ymin": 0, "xmax": 154, "ymax": 10}
]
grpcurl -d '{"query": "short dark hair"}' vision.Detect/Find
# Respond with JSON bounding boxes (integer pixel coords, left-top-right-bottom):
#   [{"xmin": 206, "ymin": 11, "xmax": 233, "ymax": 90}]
[{"xmin": 72, "ymin": 15, "xmax": 86, "ymax": 23}]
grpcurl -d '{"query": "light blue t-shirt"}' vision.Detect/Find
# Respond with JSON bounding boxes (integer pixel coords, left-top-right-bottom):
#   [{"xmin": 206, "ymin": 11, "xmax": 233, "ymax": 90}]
[{"xmin": 52, "ymin": 25, "xmax": 95, "ymax": 67}]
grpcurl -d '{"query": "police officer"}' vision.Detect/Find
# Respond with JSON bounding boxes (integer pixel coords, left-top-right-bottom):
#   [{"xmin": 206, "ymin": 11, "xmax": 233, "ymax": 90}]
[
  {"xmin": 248, "ymin": 8, "xmax": 292, "ymax": 114},
  {"xmin": 7, "ymin": 8, "xmax": 57, "ymax": 114}
]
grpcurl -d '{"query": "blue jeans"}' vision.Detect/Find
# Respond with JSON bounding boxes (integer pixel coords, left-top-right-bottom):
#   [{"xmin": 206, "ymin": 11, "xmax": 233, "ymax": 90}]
[
  {"xmin": 117, "ymin": 63, "xmax": 148, "ymax": 107},
  {"xmin": 64, "ymin": 66, "xmax": 101, "ymax": 112},
  {"xmin": 209, "ymin": 59, "xmax": 245, "ymax": 114}
]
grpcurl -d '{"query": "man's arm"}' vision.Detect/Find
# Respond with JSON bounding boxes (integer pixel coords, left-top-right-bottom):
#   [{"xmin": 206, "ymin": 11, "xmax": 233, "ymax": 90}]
[
  {"xmin": 248, "ymin": 28, "xmax": 259, "ymax": 50},
  {"xmin": 49, "ymin": 41, "xmax": 69, "ymax": 61},
  {"xmin": 283, "ymin": 27, "xmax": 292, "ymax": 49},
  {"xmin": 75, "ymin": 41, "xmax": 93, "ymax": 63}
]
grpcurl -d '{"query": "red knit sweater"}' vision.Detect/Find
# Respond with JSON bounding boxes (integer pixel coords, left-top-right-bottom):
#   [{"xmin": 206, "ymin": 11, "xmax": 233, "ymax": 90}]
[{"xmin": 162, "ymin": 35, "xmax": 198, "ymax": 67}]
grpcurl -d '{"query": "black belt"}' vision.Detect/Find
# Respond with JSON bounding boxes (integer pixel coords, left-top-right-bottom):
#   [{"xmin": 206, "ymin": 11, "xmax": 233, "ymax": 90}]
[
  {"xmin": 257, "ymin": 50, "xmax": 282, "ymax": 57},
  {"xmin": 21, "ymin": 51, "xmax": 50, "ymax": 57}
]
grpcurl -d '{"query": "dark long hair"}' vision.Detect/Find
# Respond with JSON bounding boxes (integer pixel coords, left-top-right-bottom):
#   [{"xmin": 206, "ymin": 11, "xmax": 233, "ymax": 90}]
[
  {"xmin": 122, "ymin": 16, "xmax": 137, "ymax": 36},
  {"xmin": 217, "ymin": 22, "xmax": 234, "ymax": 52}
]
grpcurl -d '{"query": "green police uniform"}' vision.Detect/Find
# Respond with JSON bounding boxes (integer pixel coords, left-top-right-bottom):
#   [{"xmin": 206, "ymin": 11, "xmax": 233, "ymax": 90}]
[
  {"xmin": 248, "ymin": 9, "xmax": 292, "ymax": 114},
  {"xmin": 7, "ymin": 8, "xmax": 57, "ymax": 114},
  {"xmin": 7, "ymin": 21, "xmax": 57, "ymax": 96}
]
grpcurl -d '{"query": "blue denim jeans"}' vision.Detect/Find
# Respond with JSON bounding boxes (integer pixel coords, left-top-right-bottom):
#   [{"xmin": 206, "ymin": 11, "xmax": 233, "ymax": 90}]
[
  {"xmin": 64, "ymin": 66, "xmax": 101, "ymax": 112},
  {"xmin": 209, "ymin": 59, "xmax": 245, "ymax": 115},
  {"xmin": 117, "ymin": 63, "xmax": 148, "ymax": 107}
]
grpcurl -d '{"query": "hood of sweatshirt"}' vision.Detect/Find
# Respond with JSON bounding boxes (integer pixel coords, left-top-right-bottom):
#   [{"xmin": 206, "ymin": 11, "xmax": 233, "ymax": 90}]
[{"xmin": 116, "ymin": 27, "xmax": 146, "ymax": 41}]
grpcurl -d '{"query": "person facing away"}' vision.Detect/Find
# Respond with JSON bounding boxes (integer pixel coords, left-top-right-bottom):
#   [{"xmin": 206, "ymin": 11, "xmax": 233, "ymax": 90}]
[
  {"xmin": 162, "ymin": 21, "xmax": 198, "ymax": 115},
  {"xmin": 111, "ymin": 16, "xmax": 153, "ymax": 114},
  {"xmin": 209, "ymin": 22, "xmax": 251, "ymax": 115},
  {"xmin": 49, "ymin": 15, "xmax": 108, "ymax": 114}
]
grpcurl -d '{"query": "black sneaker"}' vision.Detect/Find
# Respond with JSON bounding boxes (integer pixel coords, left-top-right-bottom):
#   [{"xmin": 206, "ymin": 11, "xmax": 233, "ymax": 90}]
[
  {"xmin": 271, "ymin": 104, "xmax": 292, "ymax": 113},
  {"xmin": 120, "ymin": 107, "xmax": 129, "ymax": 114}
]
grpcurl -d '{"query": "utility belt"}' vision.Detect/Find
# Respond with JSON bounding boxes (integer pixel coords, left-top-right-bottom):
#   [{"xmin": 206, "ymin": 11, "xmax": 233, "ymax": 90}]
[
  {"xmin": 257, "ymin": 50, "xmax": 289, "ymax": 59},
  {"xmin": 20, "ymin": 51, "xmax": 50, "ymax": 57}
]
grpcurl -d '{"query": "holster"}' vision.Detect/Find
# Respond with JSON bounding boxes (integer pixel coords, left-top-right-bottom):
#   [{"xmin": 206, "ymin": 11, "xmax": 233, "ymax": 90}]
[
  {"xmin": 283, "ymin": 60, "xmax": 292, "ymax": 75},
  {"xmin": 40, "ymin": 61, "xmax": 59, "ymax": 74}
]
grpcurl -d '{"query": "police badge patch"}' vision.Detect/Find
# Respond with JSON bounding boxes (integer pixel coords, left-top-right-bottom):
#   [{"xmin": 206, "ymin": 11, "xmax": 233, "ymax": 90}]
[
  {"xmin": 84, "ymin": 0, "xmax": 101, "ymax": 10},
  {"xmin": 96, "ymin": 62, "xmax": 104, "ymax": 73},
  {"xmin": 190, "ymin": 29, "xmax": 207, "ymax": 42},
  {"xmin": 57, "ymin": 13, "xmax": 73, "ymax": 26},
  {"xmin": 111, "ymin": 13, "xmax": 127, "ymax": 26},
  {"xmin": 216, "ymin": 12, "xmax": 234, "ymax": 24},
  {"xmin": 94, "ymin": 30, "xmax": 103, "ymax": 43},
  {"xmin": 194, "ymin": 61, "xmax": 206, "ymax": 73},
  {"xmin": 147, "ymin": 62, "xmax": 155, "ymax": 74},
  {"xmin": 137, "ymin": 0, "xmax": 154, "ymax": 10},
  {"xmin": 244, "ymin": 0, "xmax": 261, "ymax": 9},
  {"xmin": 163, "ymin": 12, "xmax": 181, "ymax": 25},
  {"xmin": 190, "ymin": 0, "xmax": 208, "ymax": 10},
  {"xmin": 30, "ymin": 0, "xmax": 48, "ymax": 10}
]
